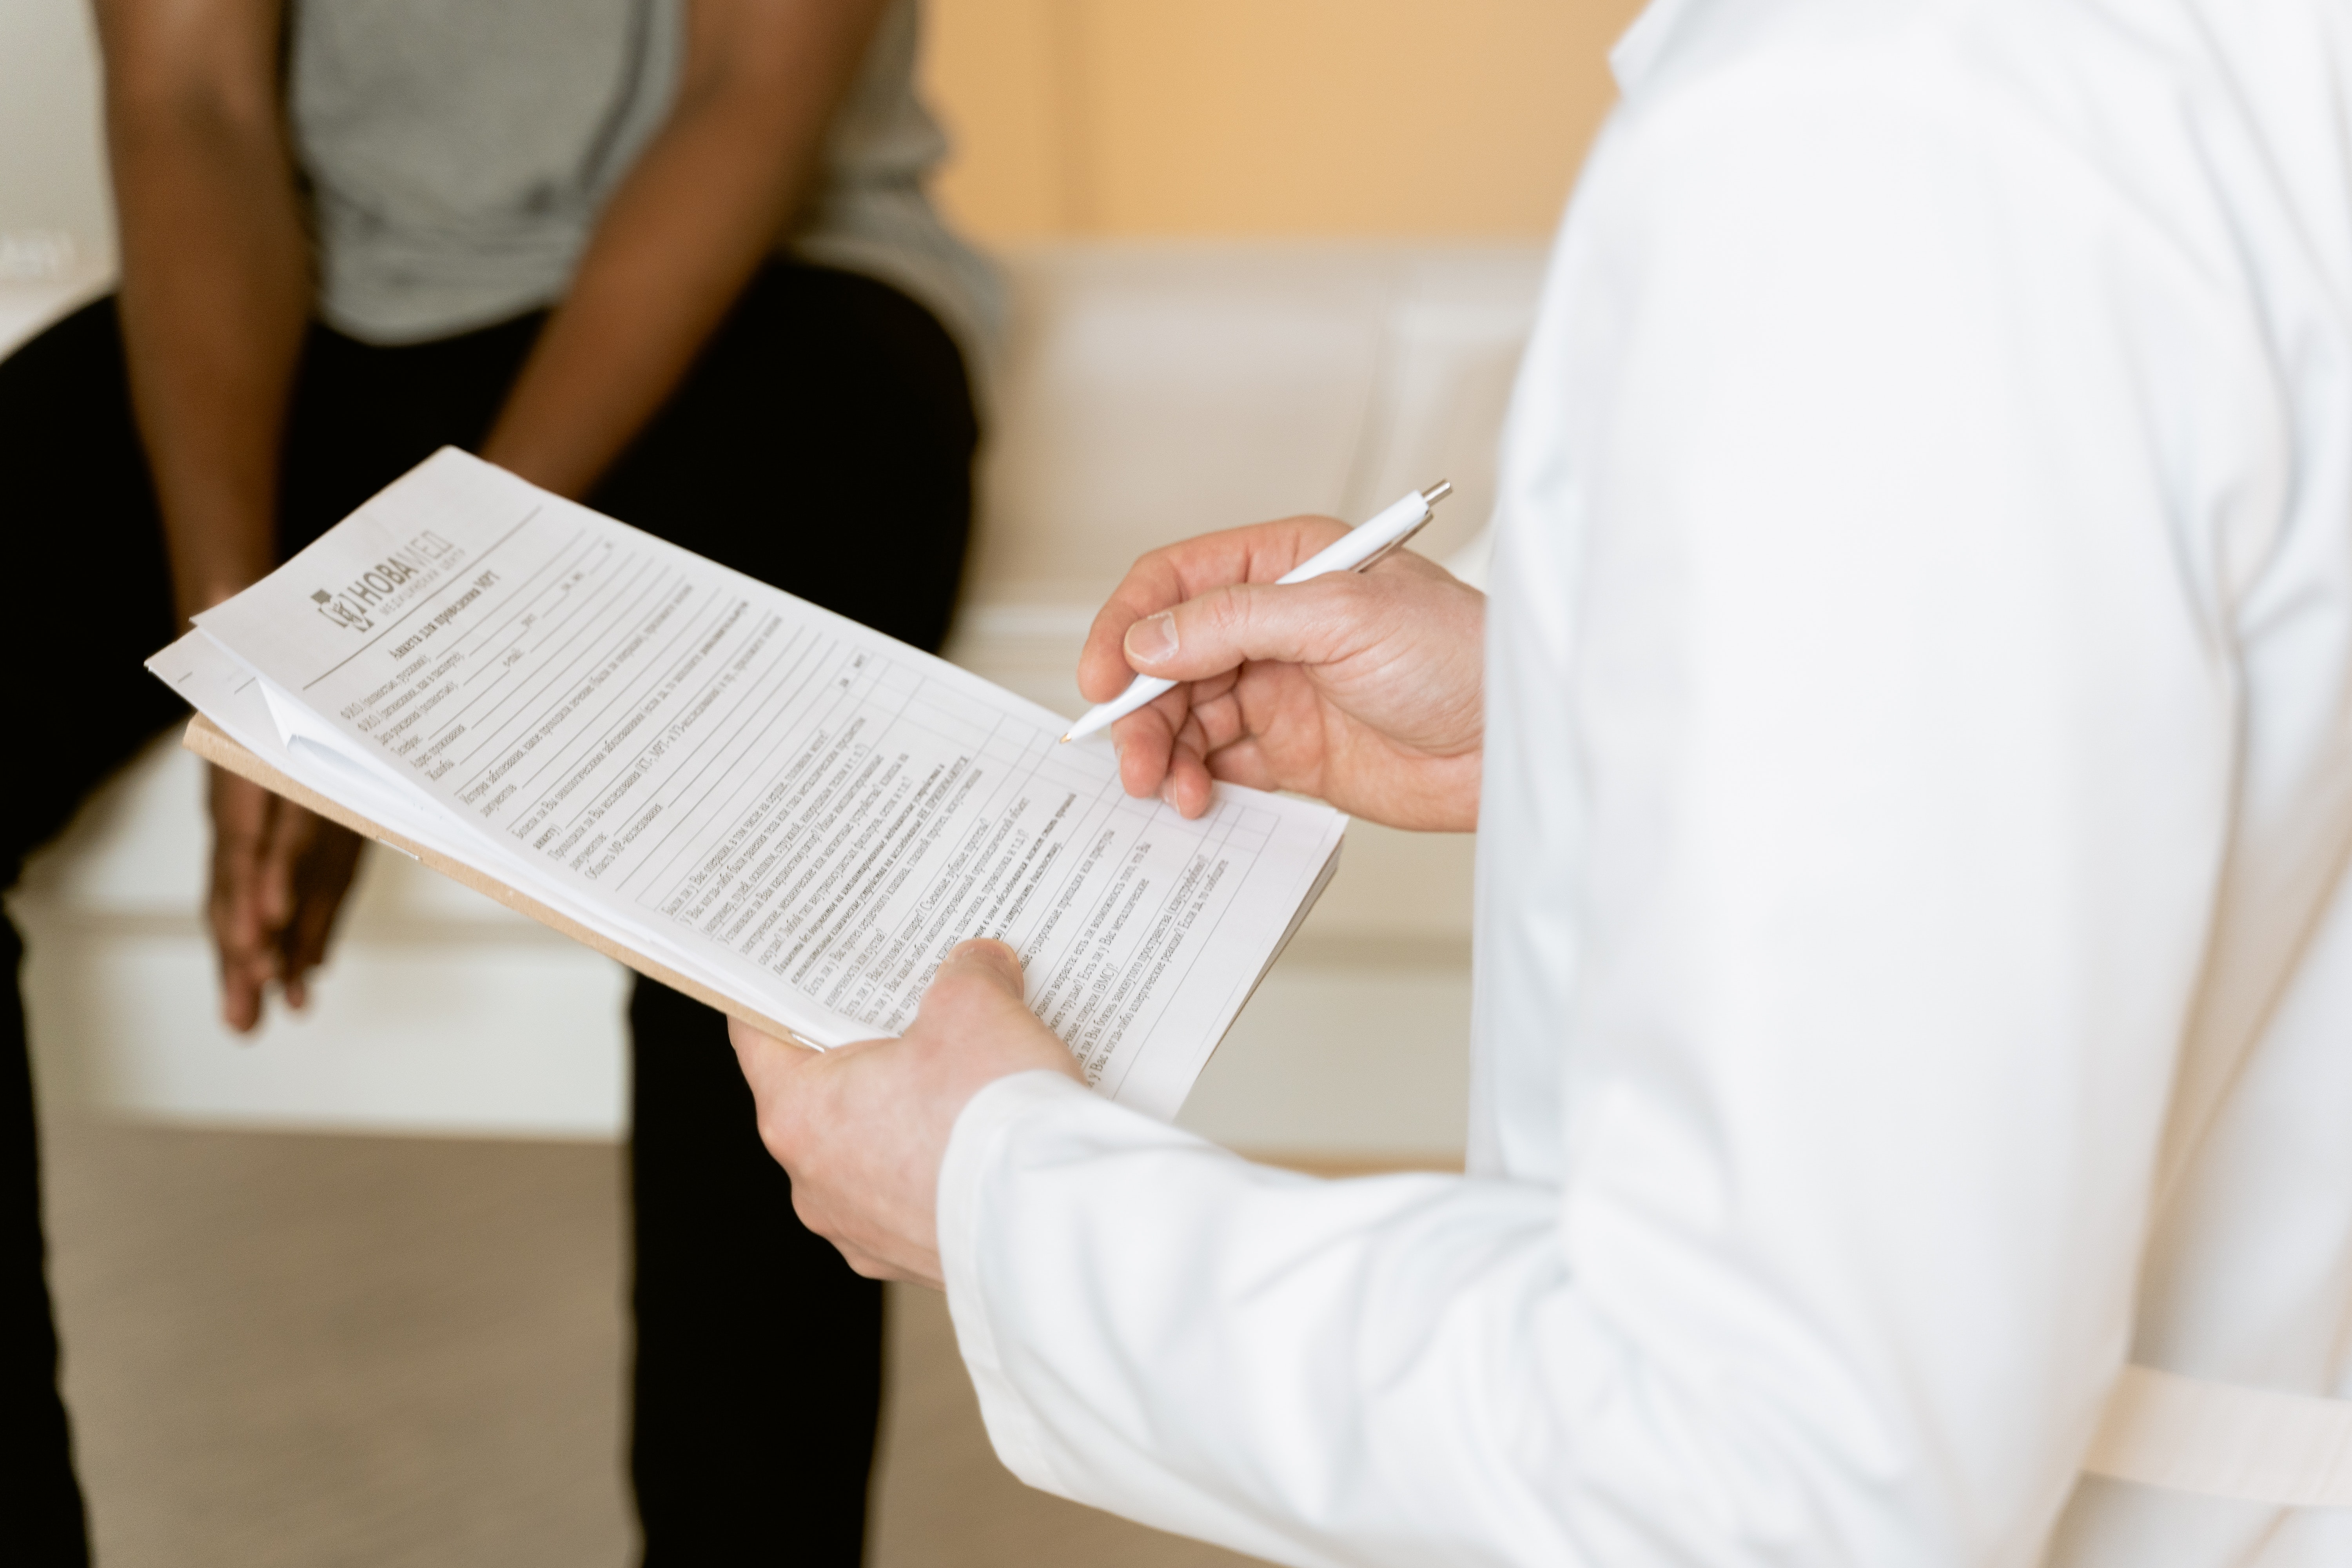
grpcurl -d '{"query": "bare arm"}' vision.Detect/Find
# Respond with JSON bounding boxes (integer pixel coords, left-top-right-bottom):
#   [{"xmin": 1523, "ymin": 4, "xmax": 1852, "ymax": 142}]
[
  {"xmin": 479, "ymin": 0, "xmax": 892, "ymax": 497},
  {"xmin": 97, "ymin": 0, "xmax": 308, "ymax": 624},
  {"xmin": 98, "ymin": 0, "xmax": 359, "ymax": 1032}
]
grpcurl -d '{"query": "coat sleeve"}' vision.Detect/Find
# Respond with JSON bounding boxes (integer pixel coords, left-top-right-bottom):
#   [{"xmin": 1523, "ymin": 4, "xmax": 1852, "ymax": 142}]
[{"xmin": 935, "ymin": 48, "xmax": 2269, "ymax": 1568}]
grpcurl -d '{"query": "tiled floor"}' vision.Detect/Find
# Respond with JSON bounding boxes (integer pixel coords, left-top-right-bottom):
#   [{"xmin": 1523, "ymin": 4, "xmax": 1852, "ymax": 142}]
[{"xmin": 39, "ymin": 1116, "xmax": 1261, "ymax": 1568}]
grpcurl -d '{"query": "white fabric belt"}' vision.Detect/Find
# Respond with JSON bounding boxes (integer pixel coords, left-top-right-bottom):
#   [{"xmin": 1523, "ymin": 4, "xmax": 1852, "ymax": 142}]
[{"xmin": 2085, "ymin": 1365, "xmax": 2352, "ymax": 1507}]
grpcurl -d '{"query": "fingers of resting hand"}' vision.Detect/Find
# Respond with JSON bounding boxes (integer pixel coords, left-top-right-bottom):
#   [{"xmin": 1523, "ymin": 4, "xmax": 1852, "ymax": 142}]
[
  {"xmin": 279, "ymin": 824, "xmax": 364, "ymax": 1011},
  {"xmin": 243, "ymin": 799, "xmax": 318, "ymax": 1011},
  {"xmin": 207, "ymin": 770, "xmax": 280, "ymax": 1031},
  {"xmin": 1078, "ymin": 517, "xmax": 1352, "ymax": 702},
  {"xmin": 255, "ymin": 795, "xmax": 315, "ymax": 934}
]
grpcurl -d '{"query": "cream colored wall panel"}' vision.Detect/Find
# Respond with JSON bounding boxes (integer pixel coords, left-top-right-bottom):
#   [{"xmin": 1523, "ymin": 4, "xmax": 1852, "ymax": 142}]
[
  {"xmin": 1176, "ymin": 960, "xmax": 1468, "ymax": 1158},
  {"xmin": 962, "ymin": 241, "xmax": 1546, "ymax": 607},
  {"xmin": 1332, "ymin": 246, "xmax": 1550, "ymax": 558},
  {"xmin": 968, "ymin": 245, "xmax": 1389, "ymax": 601},
  {"xmin": 1286, "ymin": 822, "xmax": 1474, "ymax": 953}
]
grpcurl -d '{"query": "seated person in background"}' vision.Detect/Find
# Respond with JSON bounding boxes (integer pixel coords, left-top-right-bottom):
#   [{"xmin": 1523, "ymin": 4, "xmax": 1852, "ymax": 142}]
[
  {"xmin": 2, "ymin": 1, "xmax": 995, "ymax": 1561},
  {"xmin": 731, "ymin": 2, "xmax": 2352, "ymax": 1565}
]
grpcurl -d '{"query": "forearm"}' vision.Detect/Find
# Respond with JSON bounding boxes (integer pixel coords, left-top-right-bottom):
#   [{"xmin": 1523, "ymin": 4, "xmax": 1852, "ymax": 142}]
[
  {"xmin": 481, "ymin": 0, "xmax": 888, "ymax": 497},
  {"xmin": 942, "ymin": 1005, "xmax": 2152, "ymax": 1568},
  {"xmin": 99, "ymin": 0, "xmax": 309, "ymax": 623},
  {"xmin": 944, "ymin": 1081, "xmax": 1564, "ymax": 1568}
]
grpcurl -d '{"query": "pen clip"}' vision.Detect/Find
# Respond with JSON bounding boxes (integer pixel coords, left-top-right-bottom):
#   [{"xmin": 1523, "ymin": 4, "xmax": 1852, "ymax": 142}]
[{"xmin": 1353, "ymin": 506, "xmax": 1436, "ymax": 574}]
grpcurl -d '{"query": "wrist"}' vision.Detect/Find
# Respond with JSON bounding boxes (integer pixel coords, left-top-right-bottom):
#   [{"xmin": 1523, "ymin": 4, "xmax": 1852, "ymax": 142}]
[
  {"xmin": 160, "ymin": 495, "xmax": 277, "ymax": 628},
  {"xmin": 477, "ymin": 424, "xmax": 603, "ymax": 503}
]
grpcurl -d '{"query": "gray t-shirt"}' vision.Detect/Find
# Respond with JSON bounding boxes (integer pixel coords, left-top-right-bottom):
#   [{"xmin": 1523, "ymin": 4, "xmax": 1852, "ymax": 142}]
[{"xmin": 288, "ymin": 0, "xmax": 999, "ymax": 375}]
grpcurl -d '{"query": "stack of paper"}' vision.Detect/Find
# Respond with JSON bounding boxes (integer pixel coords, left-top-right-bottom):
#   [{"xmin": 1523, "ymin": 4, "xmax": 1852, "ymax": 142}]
[{"xmin": 148, "ymin": 449, "xmax": 1347, "ymax": 1118}]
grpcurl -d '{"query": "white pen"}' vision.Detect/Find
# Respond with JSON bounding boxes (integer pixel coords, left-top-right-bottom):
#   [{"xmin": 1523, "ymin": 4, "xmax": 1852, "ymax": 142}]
[{"xmin": 1059, "ymin": 480, "xmax": 1453, "ymax": 744}]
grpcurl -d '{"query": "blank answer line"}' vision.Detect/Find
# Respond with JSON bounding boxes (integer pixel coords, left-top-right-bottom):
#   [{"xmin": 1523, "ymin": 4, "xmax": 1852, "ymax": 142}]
[
  {"xmin": 456, "ymin": 528, "xmax": 593, "ymax": 684},
  {"xmin": 617, "ymin": 638, "xmax": 840, "ymax": 904},
  {"xmin": 499, "ymin": 572, "xmax": 705, "ymax": 804},
  {"xmin": 434, "ymin": 552, "xmax": 662, "ymax": 746},
  {"xmin": 544, "ymin": 613, "xmax": 813, "ymax": 846},
  {"xmin": 448, "ymin": 550, "xmax": 654, "ymax": 776},
  {"xmin": 621, "ymin": 634, "xmax": 848, "ymax": 897},
  {"xmin": 497, "ymin": 589, "xmax": 726, "ymax": 815}
]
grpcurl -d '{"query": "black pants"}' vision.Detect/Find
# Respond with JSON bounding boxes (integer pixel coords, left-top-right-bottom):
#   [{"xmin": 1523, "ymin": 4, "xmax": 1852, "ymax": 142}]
[{"xmin": 2, "ymin": 261, "xmax": 977, "ymax": 1565}]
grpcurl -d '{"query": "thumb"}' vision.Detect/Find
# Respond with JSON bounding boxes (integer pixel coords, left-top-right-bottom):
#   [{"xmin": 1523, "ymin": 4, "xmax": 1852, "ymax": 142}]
[
  {"xmin": 1122, "ymin": 577, "xmax": 1367, "ymax": 684},
  {"xmin": 914, "ymin": 938, "xmax": 1031, "ymax": 1028},
  {"xmin": 937, "ymin": 937, "xmax": 1025, "ymax": 995},
  {"xmin": 916, "ymin": 940, "xmax": 1085, "ymax": 1083}
]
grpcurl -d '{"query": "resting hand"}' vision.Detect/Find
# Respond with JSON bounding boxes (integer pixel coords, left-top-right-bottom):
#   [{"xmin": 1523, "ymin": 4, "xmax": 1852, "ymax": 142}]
[
  {"xmin": 731, "ymin": 940, "xmax": 1080, "ymax": 1287},
  {"xmin": 207, "ymin": 768, "xmax": 364, "ymax": 1032},
  {"xmin": 1079, "ymin": 518, "xmax": 1485, "ymax": 829}
]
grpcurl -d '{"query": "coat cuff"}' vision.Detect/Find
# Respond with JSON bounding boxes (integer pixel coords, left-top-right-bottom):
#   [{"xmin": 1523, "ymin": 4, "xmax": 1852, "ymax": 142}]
[{"xmin": 937, "ymin": 1069, "xmax": 1100, "ymax": 1497}]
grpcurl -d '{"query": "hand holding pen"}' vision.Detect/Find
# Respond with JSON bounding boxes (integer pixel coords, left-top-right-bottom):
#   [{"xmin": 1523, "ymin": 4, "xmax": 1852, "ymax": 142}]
[
  {"xmin": 1063, "ymin": 483, "xmax": 1452, "ymax": 742},
  {"xmin": 1069, "ymin": 484, "xmax": 1488, "ymax": 829}
]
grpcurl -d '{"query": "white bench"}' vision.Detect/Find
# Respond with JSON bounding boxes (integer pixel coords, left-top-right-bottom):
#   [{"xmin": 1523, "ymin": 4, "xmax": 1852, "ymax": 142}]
[{"xmin": 8, "ymin": 241, "xmax": 1543, "ymax": 1161}]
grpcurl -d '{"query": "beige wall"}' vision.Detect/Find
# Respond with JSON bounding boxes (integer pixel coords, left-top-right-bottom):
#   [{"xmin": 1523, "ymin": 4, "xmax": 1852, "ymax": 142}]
[{"xmin": 922, "ymin": 0, "xmax": 1649, "ymax": 240}]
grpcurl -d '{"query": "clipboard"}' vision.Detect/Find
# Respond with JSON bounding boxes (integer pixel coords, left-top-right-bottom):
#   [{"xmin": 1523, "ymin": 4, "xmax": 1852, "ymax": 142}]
[{"xmin": 183, "ymin": 713, "xmax": 817, "ymax": 1049}]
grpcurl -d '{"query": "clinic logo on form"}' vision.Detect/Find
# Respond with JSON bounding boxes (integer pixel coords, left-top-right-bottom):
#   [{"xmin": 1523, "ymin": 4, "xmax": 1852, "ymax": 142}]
[
  {"xmin": 307, "ymin": 534, "xmax": 458, "ymax": 637},
  {"xmin": 313, "ymin": 587, "xmax": 375, "ymax": 635}
]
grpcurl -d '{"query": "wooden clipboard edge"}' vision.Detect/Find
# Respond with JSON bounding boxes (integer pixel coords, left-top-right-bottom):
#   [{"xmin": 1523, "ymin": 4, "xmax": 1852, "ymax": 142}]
[{"xmin": 182, "ymin": 713, "xmax": 818, "ymax": 1050}]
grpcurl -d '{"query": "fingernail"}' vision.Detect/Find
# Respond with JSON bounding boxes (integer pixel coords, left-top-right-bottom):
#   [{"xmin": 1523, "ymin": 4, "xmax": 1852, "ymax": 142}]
[
  {"xmin": 1125, "ymin": 613, "xmax": 1176, "ymax": 666},
  {"xmin": 951, "ymin": 938, "xmax": 1021, "ymax": 978}
]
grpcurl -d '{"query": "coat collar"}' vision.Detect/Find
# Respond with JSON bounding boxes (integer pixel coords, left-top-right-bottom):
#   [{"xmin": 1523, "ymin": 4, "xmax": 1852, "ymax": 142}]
[{"xmin": 1610, "ymin": 0, "xmax": 1705, "ymax": 97}]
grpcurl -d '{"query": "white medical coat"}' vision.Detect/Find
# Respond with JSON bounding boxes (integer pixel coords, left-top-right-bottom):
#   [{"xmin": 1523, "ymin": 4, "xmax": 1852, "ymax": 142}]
[{"xmin": 936, "ymin": 0, "xmax": 2352, "ymax": 1563}]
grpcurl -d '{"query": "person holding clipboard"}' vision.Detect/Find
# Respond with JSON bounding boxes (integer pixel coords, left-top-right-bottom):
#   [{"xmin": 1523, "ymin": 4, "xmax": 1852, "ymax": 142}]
[{"xmin": 732, "ymin": 1, "xmax": 2352, "ymax": 1563}]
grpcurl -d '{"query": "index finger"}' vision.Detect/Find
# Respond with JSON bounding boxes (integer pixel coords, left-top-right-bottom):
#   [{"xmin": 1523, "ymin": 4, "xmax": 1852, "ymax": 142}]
[
  {"xmin": 727, "ymin": 1013, "xmax": 822, "ymax": 1060},
  {"xmin": 727, "ymin": 1013, "xmax": 823, "ymax": 1102},
  {"xmin": 1077, "ymin": 516, "xmax": 1351, "ymax": 703}
]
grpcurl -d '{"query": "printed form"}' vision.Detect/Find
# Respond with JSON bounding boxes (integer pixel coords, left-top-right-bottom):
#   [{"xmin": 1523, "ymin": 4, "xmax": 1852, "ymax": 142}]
[{"xmin": 172, "ymin": 450, "xmax": 1345, "ymax": 1116}]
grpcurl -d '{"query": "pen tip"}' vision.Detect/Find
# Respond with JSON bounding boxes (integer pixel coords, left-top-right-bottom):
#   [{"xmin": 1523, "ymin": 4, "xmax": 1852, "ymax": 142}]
[{"xmin": 1058, "ymin": 733, "xmax": 1072, "ymax": 744}]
